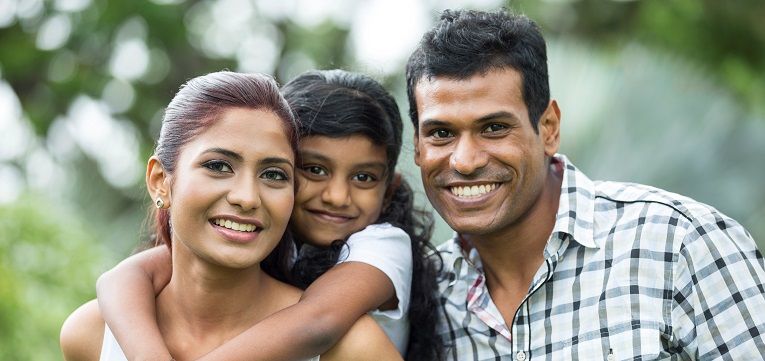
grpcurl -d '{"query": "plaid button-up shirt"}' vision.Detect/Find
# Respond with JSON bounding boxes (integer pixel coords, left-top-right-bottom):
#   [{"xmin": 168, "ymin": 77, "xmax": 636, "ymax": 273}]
[{"xmin": 436, "ymin": 155, "xmax": 765, "ymax": 360}]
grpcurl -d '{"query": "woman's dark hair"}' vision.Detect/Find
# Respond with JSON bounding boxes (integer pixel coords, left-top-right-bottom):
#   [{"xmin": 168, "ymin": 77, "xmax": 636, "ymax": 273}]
[
  {"xmin": 406, "ymin": 9, "xmax": 549, "ymax": 133},
  {"xmin": 283, "ymin": 69, "xmax": 444, "ymax": 361},
  {"xmin": 150, "ymin": 71, "xmax": 299, "ymax": 283}
]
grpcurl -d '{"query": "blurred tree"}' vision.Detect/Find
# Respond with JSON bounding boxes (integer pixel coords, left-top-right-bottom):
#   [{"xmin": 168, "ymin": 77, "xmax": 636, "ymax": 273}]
[
  {"xmin": 0, "ymin": 194, "xmax": 111, "ymax": 360},
  {"xmin": 519, "ymin": 0, "xmax": 765, "ymax": 116}
]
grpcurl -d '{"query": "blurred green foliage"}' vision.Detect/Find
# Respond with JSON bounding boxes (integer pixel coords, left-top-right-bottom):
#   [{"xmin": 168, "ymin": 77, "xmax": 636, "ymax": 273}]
[
  {"xmin": 0, "ymin": 0, "xmax": 763, "ymax": 358},
  {"xmin": 0, "ymin": 194, "xmax": 111, "ymax": 360}
]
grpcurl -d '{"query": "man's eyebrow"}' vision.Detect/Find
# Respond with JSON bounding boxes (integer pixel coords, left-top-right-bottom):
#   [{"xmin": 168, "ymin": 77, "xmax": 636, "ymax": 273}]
[
  {"xmin": 420, "ymin": 119, "xmax": 451, "ymax": 128},
  {"xmin": 420, "ymin": 111, "xmax": 520, "ymax": 128},
  {"xmin": 476, "ymin": 111, "xmax": 519, "ymax": 123}
]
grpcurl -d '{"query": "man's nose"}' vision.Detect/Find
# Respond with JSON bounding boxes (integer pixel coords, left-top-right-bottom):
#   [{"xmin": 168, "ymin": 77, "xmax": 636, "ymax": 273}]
[{"xmin": 450, "ymin": 136, "xmax": 489, "ymax": 175}]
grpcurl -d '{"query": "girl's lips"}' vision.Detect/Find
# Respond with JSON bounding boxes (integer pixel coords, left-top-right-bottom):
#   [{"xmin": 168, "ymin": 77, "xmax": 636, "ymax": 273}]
[{"xmin": 307, "ymin": 210, "xmax": 354, "ymax": 224}]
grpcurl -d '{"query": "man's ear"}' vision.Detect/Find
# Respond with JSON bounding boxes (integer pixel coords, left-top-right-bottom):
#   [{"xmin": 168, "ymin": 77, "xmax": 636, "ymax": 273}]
[
  {"xmin": 146, "ymin": 156, "xmax": 172, "ymax": 207},
  {"xmin": 539, "ymin": 99, "xmax": 561, "ymax": 157},
  {"xmin": 413, "ymin": 131, "xmax": 421, "ymax": 167}
]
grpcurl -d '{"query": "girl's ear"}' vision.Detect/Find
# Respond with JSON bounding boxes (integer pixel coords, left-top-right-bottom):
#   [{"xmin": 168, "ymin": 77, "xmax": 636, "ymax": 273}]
[
  {"xmin": 146, "ymin": 156, "xmax": 172, "ymax": 208},
  {"xmin": 382, "ymin": 172, "xmax": 402, "ymax": 212}
]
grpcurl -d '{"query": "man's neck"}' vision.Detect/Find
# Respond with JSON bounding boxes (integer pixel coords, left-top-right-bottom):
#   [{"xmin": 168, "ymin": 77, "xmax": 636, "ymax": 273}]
[{"xmin": 463, "ymin": 161, "xmax": 563, "ymax": 324}]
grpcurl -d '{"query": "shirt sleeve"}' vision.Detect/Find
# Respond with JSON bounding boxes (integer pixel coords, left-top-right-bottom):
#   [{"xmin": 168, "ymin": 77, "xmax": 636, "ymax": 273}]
[
  {"xmin": 338, "ymin": 223, "xmax": 413, "ymax": 319},
  {"xmin": 671, "ymin": 215, "xmax": 765, "ymax": 359}
]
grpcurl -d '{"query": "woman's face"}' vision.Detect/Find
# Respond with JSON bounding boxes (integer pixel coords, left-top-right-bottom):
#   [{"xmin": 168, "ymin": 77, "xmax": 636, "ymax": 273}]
[
  {"xmin": 164, "ymin": 108, "xmax": 295, "ymax": 269},
  {"xmin": 291, "ymin": 135, "xmax": 388, "ymax": 247}
]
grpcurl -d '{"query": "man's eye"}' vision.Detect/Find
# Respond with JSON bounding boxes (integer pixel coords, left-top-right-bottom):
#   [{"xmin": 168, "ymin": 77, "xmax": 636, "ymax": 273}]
[
  {"xmin": 203, "ymin": 160, "xmax": 233, "ymax": 173},
  {"xmin": 484, "ymin": 123, "xmax": 507, "ymax": 133},
  {"xmin": 431, "ymin": 129, "xmax": 452, "ymax": 139}
]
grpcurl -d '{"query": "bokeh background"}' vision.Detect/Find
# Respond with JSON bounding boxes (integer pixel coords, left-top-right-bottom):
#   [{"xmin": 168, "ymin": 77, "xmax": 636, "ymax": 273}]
[{"xmin": 1, "ymin": 0, "xmax": 764, "ymax": 359}]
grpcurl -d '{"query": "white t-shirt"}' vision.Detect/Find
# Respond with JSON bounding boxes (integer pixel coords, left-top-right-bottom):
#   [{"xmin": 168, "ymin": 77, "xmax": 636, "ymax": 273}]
[{"xmin": 337, "ymin": 223, "xmax": 413, "ymax": 355}]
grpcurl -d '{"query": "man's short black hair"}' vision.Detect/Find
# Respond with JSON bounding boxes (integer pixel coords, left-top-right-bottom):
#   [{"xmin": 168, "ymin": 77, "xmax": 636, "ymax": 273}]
[{"xmin": 406, "ymin": 9, "xmax": 550, "ymax": 133}]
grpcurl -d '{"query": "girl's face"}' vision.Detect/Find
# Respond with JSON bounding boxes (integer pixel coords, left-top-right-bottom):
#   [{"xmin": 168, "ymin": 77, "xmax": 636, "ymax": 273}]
[
  {"xmin": 155, "ymin": 108, "xmax": 295, "ymax": 269},
  {"xmin": 291, "ymin": 135, "xmax": 388, "ymax": 247}
]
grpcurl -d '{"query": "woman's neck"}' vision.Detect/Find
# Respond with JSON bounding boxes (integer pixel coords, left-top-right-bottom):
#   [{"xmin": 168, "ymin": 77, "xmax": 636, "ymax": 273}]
[{"xmin": 155, "ymin": 244, "xmax": 282, "ymax": 359}]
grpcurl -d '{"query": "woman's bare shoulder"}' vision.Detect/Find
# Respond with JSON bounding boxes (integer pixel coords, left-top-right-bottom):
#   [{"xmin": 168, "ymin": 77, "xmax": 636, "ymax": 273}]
[
  {"xmin": 60, "ymin": 299, "xmax": 105, "ymax": 361},
  {"xmin": 321, "ymin": 315, "xmax": 402, "ymax": 361},
  {"xmin": 264, "ymin": 274, "xmax": 304, "ymax": 307}
]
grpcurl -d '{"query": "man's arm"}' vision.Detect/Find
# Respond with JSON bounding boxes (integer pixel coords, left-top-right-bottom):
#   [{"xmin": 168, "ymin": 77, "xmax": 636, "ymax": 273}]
[
  {"xmin": 95, "ymin": 246, "xmax": 173, "ymax": 361},
  {"xmin": 197, "ymin": 261, "xmax": 395, "ymax": 361},
  {"xmin": 672, "ymin": 218, "xmax": 765, "ymax": 359}
]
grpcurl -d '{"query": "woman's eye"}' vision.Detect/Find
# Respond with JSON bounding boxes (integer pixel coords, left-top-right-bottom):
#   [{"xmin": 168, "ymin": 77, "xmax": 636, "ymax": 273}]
[
  {"xmin": 203, "ymin": 160, "xmax": 232, "ymax": 173},
  {"xmin": 262, "ymin": 169, "xmax": 289, "ymax": 181}
]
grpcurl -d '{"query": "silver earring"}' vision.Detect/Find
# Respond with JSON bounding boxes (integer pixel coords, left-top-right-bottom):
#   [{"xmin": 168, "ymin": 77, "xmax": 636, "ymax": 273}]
[{"xmin": 155, "ymin": 198, "xmax": 165, "ymax": 209}]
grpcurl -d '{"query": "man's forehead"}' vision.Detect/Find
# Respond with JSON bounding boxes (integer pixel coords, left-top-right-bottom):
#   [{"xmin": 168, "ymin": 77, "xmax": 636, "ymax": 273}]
[{"xmin": 414, "ymin": 69, "xmax": 525, "ymax": 120}]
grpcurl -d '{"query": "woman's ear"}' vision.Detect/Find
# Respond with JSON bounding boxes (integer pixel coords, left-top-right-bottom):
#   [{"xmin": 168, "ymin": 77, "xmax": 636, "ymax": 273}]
[{"xmin": 146, "ymin": 156, "xmax": 171, "ymax": 208}]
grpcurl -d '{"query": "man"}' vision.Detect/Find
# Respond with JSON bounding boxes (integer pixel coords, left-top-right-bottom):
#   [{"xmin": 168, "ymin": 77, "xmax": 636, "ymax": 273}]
[{"xmin": 406, "ymin": 9, "xmax": 765, "ymax": 360}]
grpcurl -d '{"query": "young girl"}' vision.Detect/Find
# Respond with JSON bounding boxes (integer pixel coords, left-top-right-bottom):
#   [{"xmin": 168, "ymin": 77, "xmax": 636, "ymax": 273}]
[
  {"xmin": 96, "ymin": 70, "xmax": 443, "ymax": 360},
  {"xmin": 60, "ymin": 71, "xmax": 400, "ymax": 361}
]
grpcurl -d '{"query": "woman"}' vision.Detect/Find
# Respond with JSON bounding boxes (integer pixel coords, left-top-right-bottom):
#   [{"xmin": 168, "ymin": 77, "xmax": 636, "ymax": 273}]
[{"xmin": 59, "ymin": 71, "xmax": 401, "ymax": 361}]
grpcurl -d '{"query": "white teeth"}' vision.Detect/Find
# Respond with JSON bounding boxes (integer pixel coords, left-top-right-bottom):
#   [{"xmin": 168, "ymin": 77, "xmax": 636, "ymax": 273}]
[
  {"xmin": 450, "ymin": 183, "xmax": 498, "ymax": 198},
  {"xmin": 213, "ymin": 219, "xmax": 257, "ymax": 232}
]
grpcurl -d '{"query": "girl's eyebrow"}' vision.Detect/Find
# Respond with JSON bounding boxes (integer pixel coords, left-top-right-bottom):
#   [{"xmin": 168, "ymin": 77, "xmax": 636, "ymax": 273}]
[
  {"xmin": 299, "ymin": 149, "xmax": 332, "ymax": 163},
  {"xmin": 300, "ymin": 149, "xmax": 387, "ymax": 172}
]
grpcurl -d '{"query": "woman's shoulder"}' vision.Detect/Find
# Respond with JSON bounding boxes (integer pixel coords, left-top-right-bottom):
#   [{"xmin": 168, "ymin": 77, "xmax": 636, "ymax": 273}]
[
  {"xmin": 321, "ymin": 315, "xmax": 402, "ymax": 361},
  {"xmin": 60, "ymin": 299, "xmax": 105, "ymax": 361},
  {"xmin": 263, "ymin": 274, "xmax": 303, "ymax": 307}
]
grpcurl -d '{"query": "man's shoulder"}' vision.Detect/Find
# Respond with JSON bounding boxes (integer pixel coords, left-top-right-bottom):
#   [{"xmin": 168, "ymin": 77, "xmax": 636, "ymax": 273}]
[
  {"xmin": 594, "ymin": 180, "xmax": 728, "ymax": 225},
  {"xmin": 592, "ymin": 180, "xmax": 755, "ymax": 251}
]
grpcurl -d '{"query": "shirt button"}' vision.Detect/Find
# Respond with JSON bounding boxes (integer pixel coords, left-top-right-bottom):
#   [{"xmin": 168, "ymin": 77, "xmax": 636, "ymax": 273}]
[{"xmin": 516, "ymin": 351, "xmax": 526, "ymax": 361}]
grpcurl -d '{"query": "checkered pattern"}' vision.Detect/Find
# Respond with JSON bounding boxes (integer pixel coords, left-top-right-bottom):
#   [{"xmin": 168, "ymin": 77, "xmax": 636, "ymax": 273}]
[{"xmin": 436, "ymin": 154, "xmax": 765, "ymax": 360}]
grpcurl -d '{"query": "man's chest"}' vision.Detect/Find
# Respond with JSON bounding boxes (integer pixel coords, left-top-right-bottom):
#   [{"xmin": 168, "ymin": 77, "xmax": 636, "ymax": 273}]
[{"xmin": 437, "ymin": 250, "xmax": 675, "ymax": 360}]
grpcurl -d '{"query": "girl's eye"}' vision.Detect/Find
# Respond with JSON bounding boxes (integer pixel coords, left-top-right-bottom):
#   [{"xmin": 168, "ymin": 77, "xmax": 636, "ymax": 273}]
[
  {"xmin": 203, "ymin": 160, "xmax": 233, "ymax": 173},
  {"xmin": 304, "ymin": 165, "xmax": 328, "ymax": 176},
  {"xmin": 261, "ymin": 169, "xmax": 289, "ymax": 181},
  {"xmin": 352, "ymin": 173, "xmax": 377, "ymax": 183}
]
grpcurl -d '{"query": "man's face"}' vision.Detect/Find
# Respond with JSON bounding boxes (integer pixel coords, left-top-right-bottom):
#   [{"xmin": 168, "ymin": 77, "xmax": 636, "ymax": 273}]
[{"xmin": 413, "ymin": 68, "xmax": 560, "ymax": 240}]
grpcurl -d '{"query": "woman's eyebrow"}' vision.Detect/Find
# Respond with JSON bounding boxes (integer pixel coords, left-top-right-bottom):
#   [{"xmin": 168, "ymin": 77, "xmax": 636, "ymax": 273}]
[{"xmin": 201, "ymin": 147, "xmax": 242, "ymax": 161}]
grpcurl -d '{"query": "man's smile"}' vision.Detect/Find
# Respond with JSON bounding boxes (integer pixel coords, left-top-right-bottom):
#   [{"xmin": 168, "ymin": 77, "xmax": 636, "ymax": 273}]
[{"xmin": 449, "ymin": 183, "xmax": 500, "ymax": 198}]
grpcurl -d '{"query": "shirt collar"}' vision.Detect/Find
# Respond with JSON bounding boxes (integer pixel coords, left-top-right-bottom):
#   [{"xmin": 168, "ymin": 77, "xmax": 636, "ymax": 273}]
[{"xmin": 551, "ymin": 154, "xmax": 598, "ymax": 249}]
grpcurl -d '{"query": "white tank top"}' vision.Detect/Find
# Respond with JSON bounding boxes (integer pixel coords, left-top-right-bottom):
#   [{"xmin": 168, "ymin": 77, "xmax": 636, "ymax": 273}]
[{"xmin": 99, "ymin": 324, "xmax": 319, "ymax": 361}]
